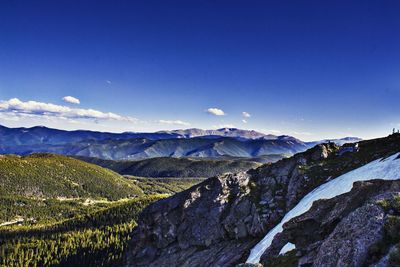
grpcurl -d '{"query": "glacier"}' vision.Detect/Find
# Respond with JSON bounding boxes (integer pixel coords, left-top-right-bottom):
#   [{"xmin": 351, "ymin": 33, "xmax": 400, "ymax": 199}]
[{"xmin": 246, "ymin": 152, "xmax": 400, "ymax": 264}]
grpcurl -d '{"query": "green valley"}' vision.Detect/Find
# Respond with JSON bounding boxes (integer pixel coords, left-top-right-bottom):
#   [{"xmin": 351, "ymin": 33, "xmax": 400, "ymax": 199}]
[{"xmin": 0, "ymin": 153, "xmax": 204, "ymax": 266}]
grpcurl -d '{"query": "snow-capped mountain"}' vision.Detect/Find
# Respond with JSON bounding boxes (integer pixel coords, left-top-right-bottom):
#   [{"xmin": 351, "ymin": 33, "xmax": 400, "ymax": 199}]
[{"xmin": 157, "ymin": 128, "xmax": 279, "ymax": 140}]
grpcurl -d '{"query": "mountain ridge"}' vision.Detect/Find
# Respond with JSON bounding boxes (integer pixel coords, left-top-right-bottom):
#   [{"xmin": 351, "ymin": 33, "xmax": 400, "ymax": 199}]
[
  {"xmin": 0, "ymin": 124, "xmax": 360, "ymax": 144},
  {"xmin": 0, "ymin": 136, "xmax": 309, "ymax": 160},
  {"xmin": 0, "ymin": 125, "xmax": 360, "ymax": 161}
]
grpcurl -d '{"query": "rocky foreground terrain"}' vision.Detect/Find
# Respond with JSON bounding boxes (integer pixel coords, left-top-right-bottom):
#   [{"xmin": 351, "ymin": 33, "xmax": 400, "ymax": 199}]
[{"xmin": 124, "ymin": 133, "xmax": 400, "ymax": 267}]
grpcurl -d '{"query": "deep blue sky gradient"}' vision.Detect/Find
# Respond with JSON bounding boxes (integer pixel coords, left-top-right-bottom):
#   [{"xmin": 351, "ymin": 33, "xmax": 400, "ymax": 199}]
[{"xmin": 0, "ymin": 0, "xmax": 400, "ymax": 140}]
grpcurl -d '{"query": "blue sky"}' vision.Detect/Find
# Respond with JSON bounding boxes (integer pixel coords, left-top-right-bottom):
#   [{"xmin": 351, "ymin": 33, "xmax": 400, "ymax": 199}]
[{"xmin": 0, "ymin": 0, "xmax": 399, "ymax": 141}]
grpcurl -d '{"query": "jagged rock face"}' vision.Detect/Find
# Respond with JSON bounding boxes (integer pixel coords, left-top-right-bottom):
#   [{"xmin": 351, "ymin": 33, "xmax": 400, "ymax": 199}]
[
  {"xmin": 125, "ymin": 143, "xmax": 341, "ymax": 267},
  {"xmin": 249, "ymin": 143, "xmax": 339, "ymax": 227},
  {"xmin": 125, "ymin": 172, "xmax": 262, "ymax": 267},
  {"xmin": 314, "ymin": 204, "xmax": 384, "ymax": 267},
  {"xmin": 261, "ymin": 180, "xmax": 400, "ymax": 267},
  {"xmin": 125, "ymin": 135, "xmax": 400, "ymax": 267}
]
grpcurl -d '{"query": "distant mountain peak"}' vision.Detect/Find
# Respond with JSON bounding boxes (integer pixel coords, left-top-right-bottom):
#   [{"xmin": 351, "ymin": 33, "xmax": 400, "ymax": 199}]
[{"xmin": 158, "ymin": 128, "xmax": 277, "ymax": 140}]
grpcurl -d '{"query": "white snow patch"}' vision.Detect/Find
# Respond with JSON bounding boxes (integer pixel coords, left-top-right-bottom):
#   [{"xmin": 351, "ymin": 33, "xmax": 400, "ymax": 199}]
[
  {"xmin": 279, "ymin": 242, "xmax": 296, "ymax": 255},
  {"xmin": 246, "ymin": 152, "xmax": 400, "ymax": 264}
]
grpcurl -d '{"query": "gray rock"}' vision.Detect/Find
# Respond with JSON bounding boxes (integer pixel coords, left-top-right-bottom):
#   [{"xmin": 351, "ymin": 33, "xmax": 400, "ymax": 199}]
[
  {"xmin": 314, "ymin": 204, "xmax": 385, "ymax": 267},
  {"xmin": 124, "ymin": 139, "xmax": 400, "ymax": 267},
  {"xmin": 261, "ymin": 180, "xmax": 400, "ymax": 267},
  {"xmin": 125, "ymin": 143, "xmax": 343, "ymax": 266}
]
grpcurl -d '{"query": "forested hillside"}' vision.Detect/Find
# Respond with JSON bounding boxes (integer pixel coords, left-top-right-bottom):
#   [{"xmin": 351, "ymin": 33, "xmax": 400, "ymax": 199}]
[
  {"xmin": 0, "ymin": 153, "xmax": 202, "ymax": 266},
  {"xmin": 0, "ymin": 195, "xmax": 164, "ymax": 266},
  {"xmin": 0, "ymin": 154, "xmax": 142, "ymax": 200},
  {"xmin": 75, "ymin": 156, "xmax": 262, "ymax": 178}
]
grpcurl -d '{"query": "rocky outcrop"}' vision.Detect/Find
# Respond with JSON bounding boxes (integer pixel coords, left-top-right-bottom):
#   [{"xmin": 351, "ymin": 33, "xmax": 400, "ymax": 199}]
[
  {"xmin": 124, "ymin": 134, "xmax": 400, "ymax": 267},
  {"xmin": 261, "ymin": 180, "xmax": 400, "ymax": 267},
  {"xmin": 125, "ymin": 143, "xmax": 341, "ymax": 266},
  {"xmin": 124, "ymin": 172, "xmax": 260, "ymax": 266}
]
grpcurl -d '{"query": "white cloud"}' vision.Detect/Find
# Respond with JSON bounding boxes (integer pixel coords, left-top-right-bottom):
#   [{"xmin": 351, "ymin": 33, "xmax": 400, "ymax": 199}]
[
  {"xmin": 158, "ymin": 120, "xmax": 191, "ymax": 126},
  {"xmin": 106, "ymin": 80, "xmax": 112, "ymax": 84},
  {"xmin": 206, "ymin": 108, "xmax": 226, "ymax": 116},
  {"xmin": 0, "ymin": 98, "xmax": 137, "ymax": 122},
  {"xmin": 62, "ymin": 96, "xmax": 80, "ymax": 104},
  {"xmin": 242, "ymin": 111, "xmax": 251, "ymax": 118},
  {"xmin": 242, "ymin": 119, "xmax": 247, "ymax": 124}
]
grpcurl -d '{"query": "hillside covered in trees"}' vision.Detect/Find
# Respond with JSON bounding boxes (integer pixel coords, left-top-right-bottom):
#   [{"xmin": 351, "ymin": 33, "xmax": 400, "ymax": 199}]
[
  {"xmin": 75, "ymin": 156, "xmax": 263, "ymax": 178},
  {"xmin": 0, "ymin": 153, "xmax": 203, "ymax": 266}
]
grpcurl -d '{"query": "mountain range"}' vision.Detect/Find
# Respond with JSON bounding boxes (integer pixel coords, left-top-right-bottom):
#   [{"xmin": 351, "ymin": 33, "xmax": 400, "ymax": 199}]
[
  {"xmin": 0, "ymin": 125, "xmax": 360, "ymax": 161},
  {"xmin": 0, "ymin": 125, "xmax": 296, "ymax": 145}
]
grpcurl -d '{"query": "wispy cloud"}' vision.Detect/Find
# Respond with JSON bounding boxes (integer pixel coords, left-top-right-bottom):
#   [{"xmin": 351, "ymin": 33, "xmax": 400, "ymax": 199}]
[
  {"xmin": 242, "ymin": 119, "xmax": 247, "ymax": 124},
  {"xmin": 62, "ymin": 96, "xmax": 80, "ymax": 104},
  {"xmin": 106, "ymin": 80, "xmax": 112, "ymax": 84},
  {"xmin": 206, "ymin": 107, "xmax": 225, "ymax": 116},
  {"xmin": 157, "ymin": 119, "xmax": 191, "ymax": 126},
  {"xmin": 242, "ymin": 111, "xmax": 251, "ymax": 118},
  {"xmin": 0, "ymin": 98, "xmax": 137, "ymax": 122}
]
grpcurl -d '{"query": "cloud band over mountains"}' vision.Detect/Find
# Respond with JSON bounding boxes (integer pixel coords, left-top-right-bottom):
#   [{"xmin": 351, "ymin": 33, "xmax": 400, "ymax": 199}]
[{"xmin": 0, "ymin": 98, "xmax": 137, "ymax": 122}]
